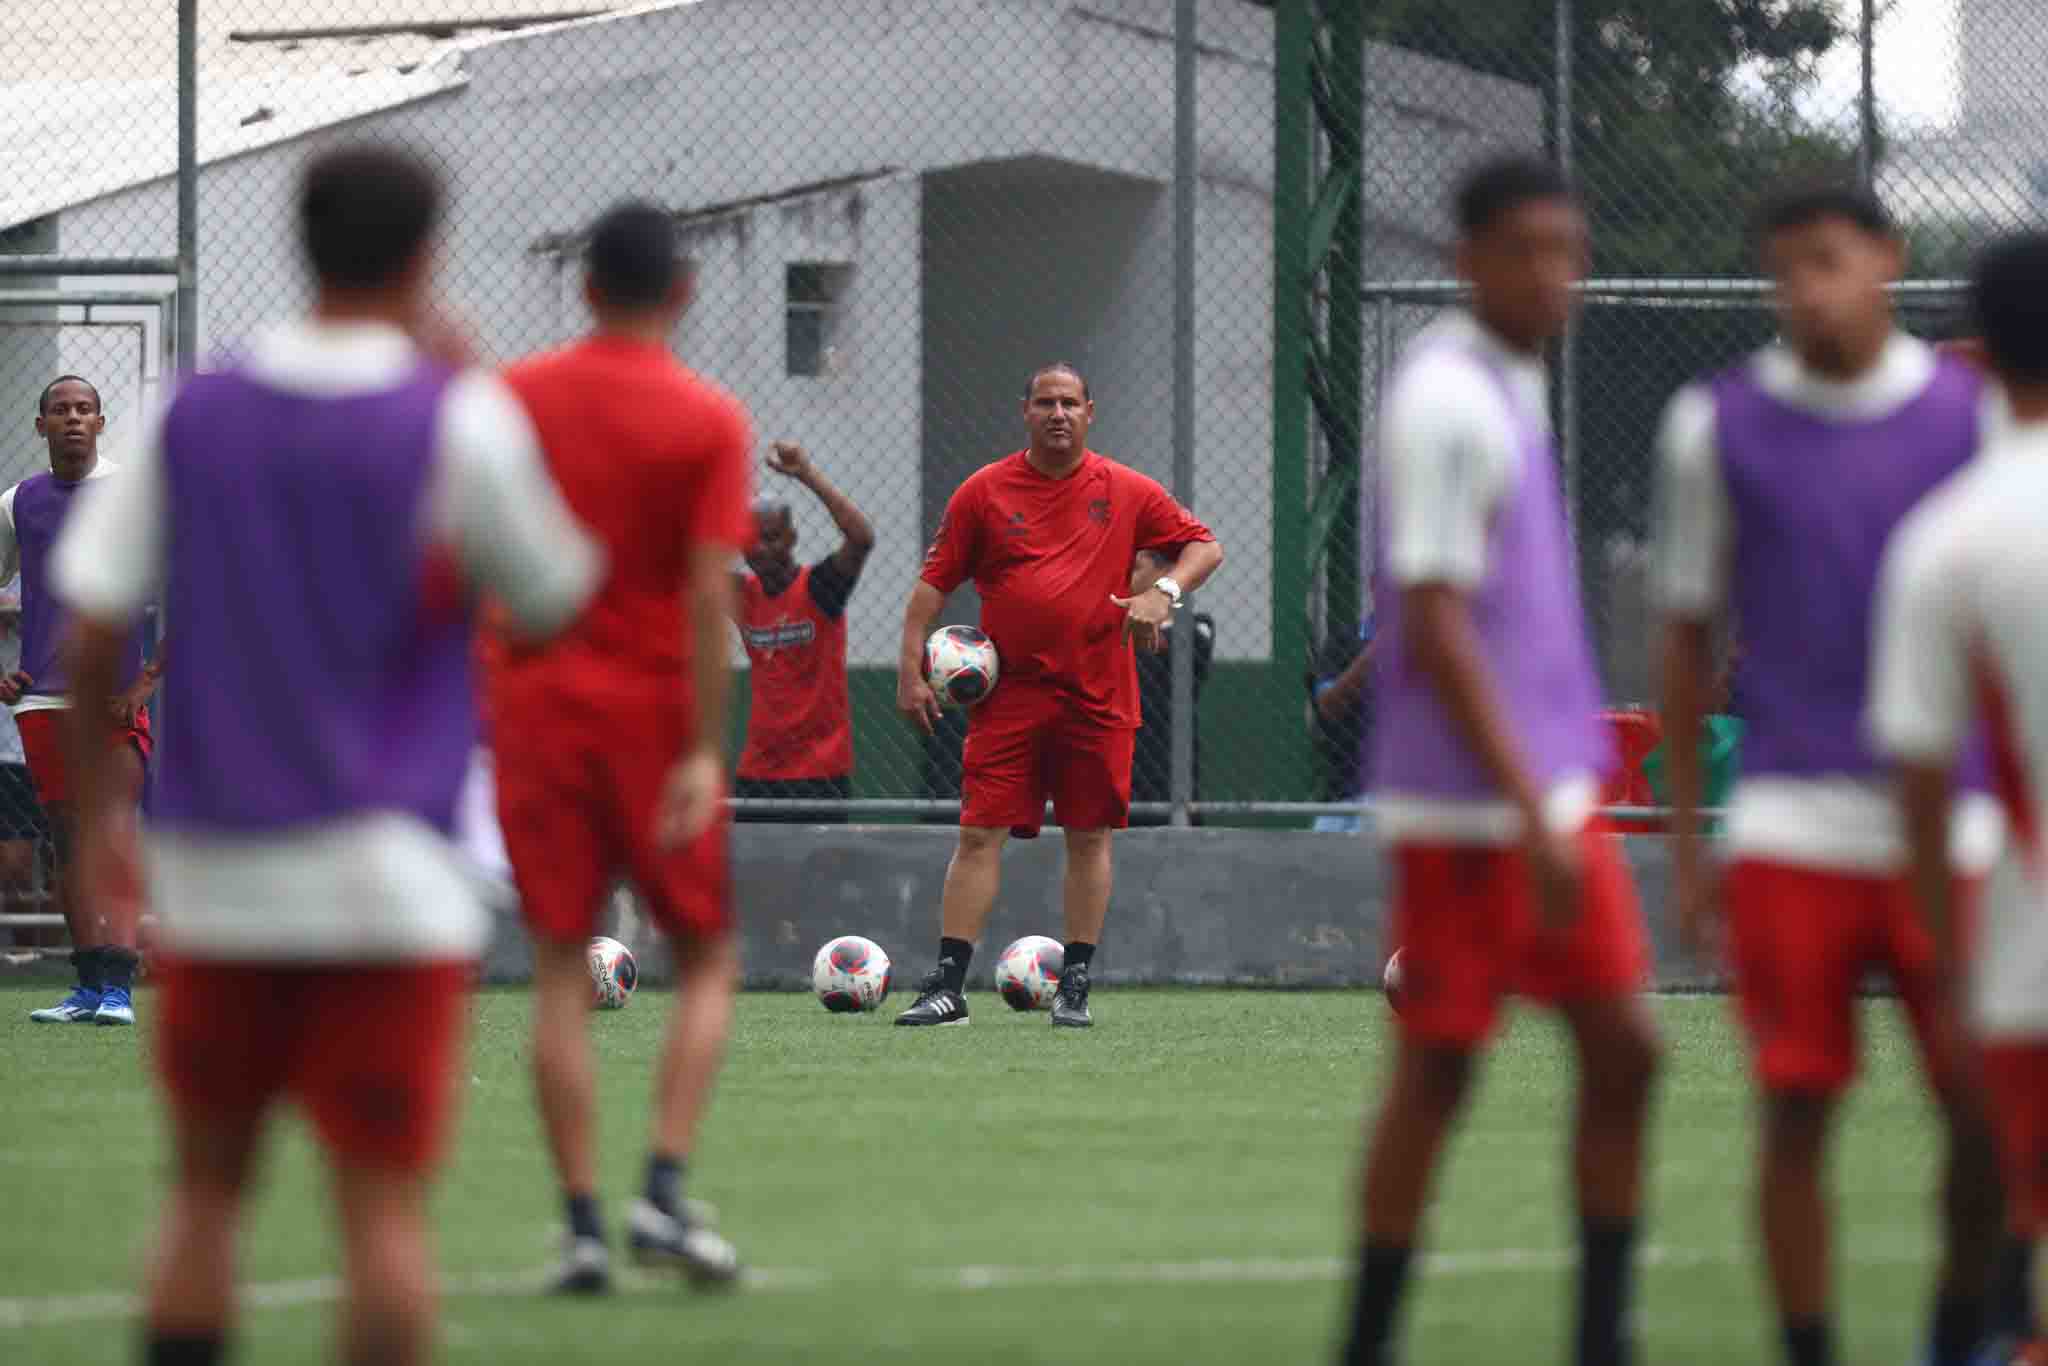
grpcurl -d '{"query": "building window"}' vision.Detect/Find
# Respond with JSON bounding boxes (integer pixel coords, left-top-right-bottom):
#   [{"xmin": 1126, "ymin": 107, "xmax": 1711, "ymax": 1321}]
[{"xmin": 786, "ymin": 263, "xmax": 850, "ymax": 377}]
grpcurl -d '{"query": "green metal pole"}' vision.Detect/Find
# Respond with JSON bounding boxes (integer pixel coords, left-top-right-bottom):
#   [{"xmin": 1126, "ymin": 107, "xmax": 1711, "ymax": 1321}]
[
  {"xmin": 1271, "ymin": 0, "xmax": 1313, "ymax": 798},
  {"xmin": 1321, "ymin": 0, "xmax": 1365, "ymax": 645}
]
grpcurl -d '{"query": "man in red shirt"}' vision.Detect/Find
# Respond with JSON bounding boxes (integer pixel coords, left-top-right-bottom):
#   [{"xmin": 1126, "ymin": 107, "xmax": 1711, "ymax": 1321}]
[
  {"xmin": 894, "ymin": 363, "xmax": 1223, "ymax": 1028},
  {"xmin": 488, "ymin": 201, "xmax": 753, "ymax": 1294},
  {"xmin": 733, "ymin": 441, "xmax": 873, "ymax": 822}
]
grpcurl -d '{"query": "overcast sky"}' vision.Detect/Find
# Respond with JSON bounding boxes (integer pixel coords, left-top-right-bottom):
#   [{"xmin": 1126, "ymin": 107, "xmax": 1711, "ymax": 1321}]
[{"xmin": 1810, "ymin": 0, "xmax": 1960, "ymax": 128}]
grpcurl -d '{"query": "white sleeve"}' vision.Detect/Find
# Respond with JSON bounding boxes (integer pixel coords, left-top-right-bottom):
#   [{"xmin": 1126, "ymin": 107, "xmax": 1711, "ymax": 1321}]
[
  {"xmin": 51, "ymin": 408, "xmax": 167, "ymax": 621},
  {"xmin": 1382, "ymin": 353, "xmax": 1513, "ymax": 589},
  {"xmin": 1649, "ymin": 385, "xmax": 1728, "ymax": 618},
  {"xmin": 1868, "ymin": 499, "xmax": 1974, "ymax": 765},
  {"xmin": 432, "ymin": 371, "xmax": 603, "ymax": 637},
  {"xmin": 0, "ymin": 486, "xmax": 18, "ymax": 587}
]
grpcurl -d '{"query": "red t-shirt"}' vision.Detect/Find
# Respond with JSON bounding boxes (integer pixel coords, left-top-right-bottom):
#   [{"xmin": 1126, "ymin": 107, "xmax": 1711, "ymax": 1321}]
[
  {"xmin": 736, "ymin": 565, "xmax": 853, "ymax": 781},
  {"xmin": 486, "ymin": 336, "xmax": 752, "ymax": 729},
  {"xmin": 921, "ymin": 449, "xmax": 1213, "ymax": 729}
]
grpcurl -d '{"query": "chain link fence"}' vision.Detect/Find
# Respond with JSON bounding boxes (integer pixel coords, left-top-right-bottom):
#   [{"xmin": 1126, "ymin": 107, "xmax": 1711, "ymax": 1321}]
[{"xmin": 3, "ymin": 0, "xmax": 2044, "ymax": 833}]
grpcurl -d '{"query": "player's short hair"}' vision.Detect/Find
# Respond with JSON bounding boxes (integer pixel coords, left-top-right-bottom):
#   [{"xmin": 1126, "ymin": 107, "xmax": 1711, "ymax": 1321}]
[
  {"xmin": 1454, "ymin": 157, "xmax": 1576, "ymax": 237},
  {"xmin": 586, "ymin": 201, "xmax": 680, "ymax": 311},
  {"xmin": 36, "ymin": 374, "xmax": 100, "ymax": 414},
  {"xmin": 752, "ymin": 496, "xmax": 793, "ymax": 526},
  {"xmin": 1752, "ymin": 179, "xmax": 1894, "ymax": 244},
  {"xmin": 1023, "ymin": 362, "xmax": 1090, "ymax": 401},
  {"xmin": 299, "ymin": 143, "xmax": 442, "ymax": 290},
  {"xmin": 1971, "ymin": 232, "xmax": 2048, "ymax": 384}
]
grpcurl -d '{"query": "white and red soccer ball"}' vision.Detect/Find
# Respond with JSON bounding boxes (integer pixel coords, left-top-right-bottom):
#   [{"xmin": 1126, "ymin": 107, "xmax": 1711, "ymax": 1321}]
[
  {"xmin": 813, "ymin": 935, "xmax": 893, "ymax": 1013},
  {"xmin": 994, "ymin": 935, "xmax": 1065, "ymax": 1011},
  {"xmin": 1382, "ymin": 947, "xmax": 1408, "ymax": 1016},
  {"xmin": 923, "ymin": 625, "xmax": 999, "ymax": 708},
  {"xmin": 588, "ymin": 936, "xmax": 637, "ymax": 1010}
]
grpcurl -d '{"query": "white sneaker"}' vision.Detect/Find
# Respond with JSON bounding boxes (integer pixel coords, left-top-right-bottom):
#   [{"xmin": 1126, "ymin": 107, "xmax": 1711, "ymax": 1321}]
[
  {"xmin": 626, "ymin": 1197, "xmax": 740, "ymax": 1287},
  {"xmin": 546, "ymin": 1234, "xmax": 611, "ymax": 1295}
]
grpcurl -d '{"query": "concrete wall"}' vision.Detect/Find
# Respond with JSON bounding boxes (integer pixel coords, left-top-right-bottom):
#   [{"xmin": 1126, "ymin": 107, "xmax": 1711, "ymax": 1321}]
[{"xmin": 479, "ymin": 827, "xmax": 1707, "ymax": 994}]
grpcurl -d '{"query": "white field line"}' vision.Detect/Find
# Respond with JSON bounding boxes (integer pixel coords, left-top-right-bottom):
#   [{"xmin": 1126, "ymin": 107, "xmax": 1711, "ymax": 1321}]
[{"xmin": 0, "ymin": 1241, "xmax": 1939, "ymax": 1331}]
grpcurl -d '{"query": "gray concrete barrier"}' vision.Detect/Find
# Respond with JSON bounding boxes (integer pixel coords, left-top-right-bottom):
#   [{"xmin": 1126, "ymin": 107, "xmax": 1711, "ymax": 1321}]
[{"xmin": 481, "ymin": 827, "xmax": 1709, "ymax": 993}]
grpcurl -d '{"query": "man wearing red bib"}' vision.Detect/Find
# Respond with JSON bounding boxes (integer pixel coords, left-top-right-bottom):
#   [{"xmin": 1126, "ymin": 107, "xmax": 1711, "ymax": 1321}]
[{"xmin": 734, "ymin": 442, "xmax": 873, "ymax": 822}]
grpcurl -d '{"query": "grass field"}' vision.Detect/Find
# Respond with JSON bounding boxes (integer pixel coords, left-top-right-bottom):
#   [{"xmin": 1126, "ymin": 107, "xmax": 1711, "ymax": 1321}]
[{"xmin": 0, "ymin": 986, "xmax": 1952, "ymax": 1364}]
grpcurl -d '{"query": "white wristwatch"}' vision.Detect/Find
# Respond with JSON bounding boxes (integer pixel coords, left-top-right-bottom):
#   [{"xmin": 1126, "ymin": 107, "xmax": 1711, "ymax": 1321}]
[{"xmin": 1152, "ymin": 576, "xmax": 1184, "ymax": 608}]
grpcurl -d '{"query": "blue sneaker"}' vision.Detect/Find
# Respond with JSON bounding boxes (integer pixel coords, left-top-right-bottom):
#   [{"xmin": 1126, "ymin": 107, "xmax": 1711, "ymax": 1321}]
[
  {"xmin": 29, "ymin": 986, "xmax": 102, "ymax": 1023},
  {"xmin": 93, "ymin": 986, "xmax": 135, "ymax": 1027}
]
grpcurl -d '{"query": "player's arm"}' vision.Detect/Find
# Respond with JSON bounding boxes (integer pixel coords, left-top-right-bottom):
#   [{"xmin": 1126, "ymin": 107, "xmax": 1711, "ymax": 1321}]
[
  {"xmin": 1318, "ymin": 629, "xmax": 1380, "ymax": 721},
  {"xmin": 1648, "ymin": 386, "xmax": 1730, "ymax": 950},
  {"xmin": 1869, "ymin": 504, "xmax": 1975, "ymax": 990},
  {"xmin": 770, "ymin": 442, "xmax": 874, "ymax": 581},
  {"xmin": 1115, "ymin": 485, "xmax": 1222, "ymax": 641},
  {"xmin": 0, "ymin": 488, "xmax": 26, "ymax": 704},
  {"xmin": 898, "ymin": 485, "xmax": 978, "ymax": 735},
  {"xmin": 112, "ymin": 633, "xmax": 167, "ymax": 727}
]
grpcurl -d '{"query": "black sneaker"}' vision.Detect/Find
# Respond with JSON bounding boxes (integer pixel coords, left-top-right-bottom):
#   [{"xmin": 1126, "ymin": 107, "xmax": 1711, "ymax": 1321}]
[
  {"xmin": 1050, "ymin": 964, "xmax": 1093, "ymax": 1028},
  {"xmin": 894, "ymin": 969, "xmax": 969, "ymax": 1027},
  {"xmin": 627, "ymin": 1198, "xmax": 740, "ymax": 1288},
  {"xmin": 547, "ymin": 1233, "xmax": 612, "ymax": 1295}
]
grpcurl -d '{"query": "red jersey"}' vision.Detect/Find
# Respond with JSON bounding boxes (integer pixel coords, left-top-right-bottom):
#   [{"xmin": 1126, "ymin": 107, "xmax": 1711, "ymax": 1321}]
[
  {"xmin": 736, "ymin": 564, "xmax": 853, "ymax": 780},
  {"xmin": 487, "ymin": 336, "xmax": 752, "ymax": 726},
  {"xmin": 921, "ymin": 449, "xmax": 1213, "ymax": 728}
]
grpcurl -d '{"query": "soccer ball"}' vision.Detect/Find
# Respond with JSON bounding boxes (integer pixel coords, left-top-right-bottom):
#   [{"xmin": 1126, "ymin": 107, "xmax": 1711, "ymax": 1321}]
[
  {"xmin": 1382, "ymin": 948, "xmax": 1407, "ymax": 1016},
  {"xmin": 588, "ymin": 936, "xmax": 637, "ymax": 1010},
  {"xmin": 923, "ymin": 625, "xmax": 999, "ymax": 707},
  {"xmin": 813, "ymin": 935, "xmax": 892, "ymax": 1013},
  {"xmin": 993, "ymin": 935, "xmax": 1065, "ymax": 1011}
]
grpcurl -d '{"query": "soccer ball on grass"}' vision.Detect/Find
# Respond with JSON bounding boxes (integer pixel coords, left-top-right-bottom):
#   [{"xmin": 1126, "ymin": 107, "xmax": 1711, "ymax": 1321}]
[
  {"xmin": 813, "ymin": 935, "xmax": 893, "ymax": 1013},
  {"xmin": 993, "ymin": 935, "xmax": 1065, "ymax": 1011},
  {"xmin": 588, "ymin": 936, "xmax": 637, "ymax": 1010}
]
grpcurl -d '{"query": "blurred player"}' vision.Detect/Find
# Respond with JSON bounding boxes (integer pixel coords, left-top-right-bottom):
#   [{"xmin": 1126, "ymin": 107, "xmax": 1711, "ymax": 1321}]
[
  {"xmin": 734, "ymin": 440, "xmax": 874, "ymax": 822},
  {"xmin": 1655, "ymin": 182, "xmax": 2005, "ymax": 1366},
  {"xmin": 487, "ymin": 201, "xmax": 752, "ymax": 1294},
  {"xmin": 1872, "ymin": 233, "xmax": 2048, "ymax": 1366},
  {"xmin": 1342, "ymin": 157, "xmax": 1660, "ymax": 1366},
  {"xmin": 8, "ymin": 374, "xmax": 164, "ymax": 1026},
  {"xmin": 891, "ymin": 363, "xmax": 1222, "ymax": 1029},
  {"xmin": 57, "ymin": 144, "xmax": 599, "ymax": 1366}
]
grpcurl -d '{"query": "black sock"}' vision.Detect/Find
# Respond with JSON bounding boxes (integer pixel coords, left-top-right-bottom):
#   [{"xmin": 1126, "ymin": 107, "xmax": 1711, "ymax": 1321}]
[
  {"xmin": 101, "ymin": 946, "xmax": 140, "ymax": 991},
  {"xmin": 72, "ymin": 945, "xmax": 105, "ymax": 992},
  {"xmin": 1992, "ymin": 1235, "xmax": 2039, "ymax": 1340},
  {"xmin": 1782, "ymin": 1314, "xmax": 1833, "ymax": 1366},
  {"xmin": 937, "ymin": 938, "xmax": 974, "ymax": 994},
  {"xmin": 565, "ymin": 1192, "xmax": 603, "ymax": 1243},
  {"xmin": 1340, "ymin": 1241, "xmax": 1412, "ymax": 1366},
  {"xmin": 145, "ymin": 1335, "xmax": 224, "ymax": 1366},
  {"xmin": 1930, "ymin": 1291, "xmax": 1985, "ymax": 1366},
  {"xmin": 645, "ymin": 1153, "xmax": 685, "ymax": 1217},
  {"xmin": 1577, "ymin": 1216, "xmax": 1638, "ymax": 1366},
  {"xmin": 1063, "ymin": 941, "xmax": 1096, "ymax": 973}
]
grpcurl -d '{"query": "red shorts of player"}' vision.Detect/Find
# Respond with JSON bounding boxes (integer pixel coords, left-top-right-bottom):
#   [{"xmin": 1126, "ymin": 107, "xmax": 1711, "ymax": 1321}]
[
  {"xmin": 16, "ymin": 705, "xmax": 153, "ymax": 804},
  {"xmin": 1981, "ymin": 1043, "xmax": 2048, "ymax": 1234},
  {"xmin": 155, "ymin": 957, "xmax": 472, "ymax": 1173},
  {"xmin": 960, "ymin": 683, "xmax": 1135, "ymax": 838},
  {"xmin": 1726, "ymin": 860, "xmax": 1979, "ymax": 1095},
  {"xmin": 1388, "ymin": 829, "xmax": 1649, "ymax": 1048},
  {"xmin": 495, "ymin": 699, "xmax": 730, "ymax": 943}
]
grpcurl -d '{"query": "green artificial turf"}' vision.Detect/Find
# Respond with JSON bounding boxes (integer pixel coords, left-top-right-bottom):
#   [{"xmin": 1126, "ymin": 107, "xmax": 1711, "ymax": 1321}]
[{"xmin": 0, "ymin": 988, "xmax": 1950, "ymax": 1363}]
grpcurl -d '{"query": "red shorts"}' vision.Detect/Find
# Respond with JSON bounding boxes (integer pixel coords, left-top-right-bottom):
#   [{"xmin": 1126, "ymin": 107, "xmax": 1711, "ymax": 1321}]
[
  {"xmin": 1388, "ymin": 830, "xmax": 1649, "ymax": 1048},
  {"xmin": 1981, "ymin": 1043, "xmax": 2048, "ymax": 1234},
  {"xmin": 155, "ymin": 957, "xmax": 472, "ymax": 1172},
  {"xmin": 1726, "ymin": 860, "xmax": 1976, "ymax": 1094},
  {"xmin": 495, "ymin": 700, "xmax": 730, "ymax": 943},
  {"xmin": 960, "ymin": 684, "xmax": 1135, "ymax": 838},
  {"xmin": 17, "ymin": 705, "xmax": 153, "ymax": 804}
]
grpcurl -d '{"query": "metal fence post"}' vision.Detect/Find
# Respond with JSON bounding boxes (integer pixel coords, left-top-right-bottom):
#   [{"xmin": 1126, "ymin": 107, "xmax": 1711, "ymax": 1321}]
[
  {"xmin": 1857, "ymin": 0, "xmax": 1876, "ymax": 191},
  {"xmin": 176, "ymin": 0, "xmax": 198, "ymax": 375},
  {"xmin": 1169, "ymin": 0, "xmax": 1198, "ymax": 827},
  {"xmin": 1555, "ymin": 0, "xmax": 1580, "ymax": 545}
]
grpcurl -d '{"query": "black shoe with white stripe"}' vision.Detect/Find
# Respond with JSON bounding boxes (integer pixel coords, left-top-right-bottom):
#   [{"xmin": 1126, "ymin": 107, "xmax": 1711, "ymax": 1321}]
[
  {"xmin": 894, "ymin": 969, "xmax": 969, "ymax": 1027},
  {"xmin": 1050, "ymin": 964, "xmax": 1093, "ymax": 1028}
]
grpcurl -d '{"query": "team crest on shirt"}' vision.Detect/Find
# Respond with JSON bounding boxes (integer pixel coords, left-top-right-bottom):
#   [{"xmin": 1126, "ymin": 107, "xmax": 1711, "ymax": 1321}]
[
  {"xmin": 1087, "ymin": 498, "xmax": 1110, "ymax": 525},
  {"xmin": 1005, "ymin": 510, "xmax": 1028, "ymax": 538}
]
